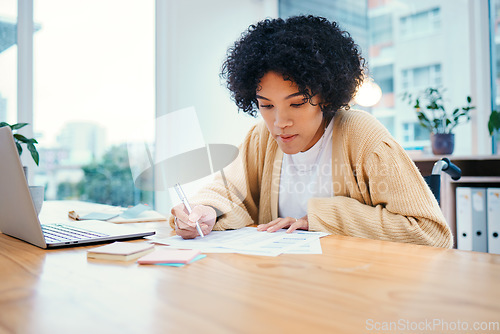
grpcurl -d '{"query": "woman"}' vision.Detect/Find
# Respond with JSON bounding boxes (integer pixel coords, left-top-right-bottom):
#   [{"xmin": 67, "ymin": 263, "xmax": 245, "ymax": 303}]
[{"xmin": 170, "ymin": 15, "xmax": 452, "ymax": 248}]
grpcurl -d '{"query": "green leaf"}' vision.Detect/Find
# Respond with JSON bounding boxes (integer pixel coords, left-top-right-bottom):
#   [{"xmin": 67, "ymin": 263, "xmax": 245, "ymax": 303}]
[
  {"xmin": 417, "ymin": 113, "xmax": 432, "ymax": 130},
  {"xmin": 428, "ymin": 101, "xmax": 438, "ymax": 110},
  {"xmin": 414, "ymin": 98, "xmax": 420, "ymax": 109},
  {"xmin": 27, "ymin": 143, "xmax": 39, "ymax": 166},
  {"xmin": 13, "ymin": 133, "xmax": 30, "ymax": 143},
  {"xmin": 467, "ymin": 96, "xmax": 472, "ymax": 103},
  {"xmin": 16, "ymin": 142, "xmax": 22, "ymax": 156},
  {"xmin": 417, "ymin": 112, "xmax": 430, "ymax": 123},
  {"xmin": 433, "ymin": 119, "xmax": 442, "ymax": 130},
  {"xmin": 11, "ymin": 123, "xmax": 28, "ymax": 130},
  {"xmin": 0, "ymin": 122, "xmax": 10, "ymax": 128}
]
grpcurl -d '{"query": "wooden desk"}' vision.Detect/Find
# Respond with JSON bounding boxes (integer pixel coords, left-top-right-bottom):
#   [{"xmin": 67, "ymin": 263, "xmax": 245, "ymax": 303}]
[{"xmin": 1, "ymin": 201, "xmax": 500, "ymax": 333}]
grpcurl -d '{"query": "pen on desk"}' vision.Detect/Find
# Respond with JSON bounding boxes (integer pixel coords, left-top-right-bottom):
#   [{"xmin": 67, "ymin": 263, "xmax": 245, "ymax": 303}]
[{"xmin": 174, "ymin": 183, "xmax": 205, "ymax": 238}]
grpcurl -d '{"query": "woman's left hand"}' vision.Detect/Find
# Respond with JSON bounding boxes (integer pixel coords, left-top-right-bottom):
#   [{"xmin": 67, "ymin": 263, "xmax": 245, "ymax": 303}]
[{"xmin": 257, "ymin": 215, "xmax": 309, "ymax": 233}]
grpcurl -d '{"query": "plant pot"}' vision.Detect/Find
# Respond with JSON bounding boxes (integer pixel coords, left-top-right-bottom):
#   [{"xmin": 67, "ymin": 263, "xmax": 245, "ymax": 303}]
[
  {"xmin": 29, "ymin": 186, "xmax": 44, "ymax": 216},
  {"xmin": 430, "ymin": 133, "xmax": 454, "ymax": 155},
  {"xmin": 23, "ymin": 166, "xmax": 44, "ymax": 216}
]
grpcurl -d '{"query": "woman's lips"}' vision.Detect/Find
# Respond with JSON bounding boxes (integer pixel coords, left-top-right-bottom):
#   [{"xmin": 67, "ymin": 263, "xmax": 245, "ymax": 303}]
[{"xmin": 278, "ymin": 134, "xmax": 297, "ymax": 143}]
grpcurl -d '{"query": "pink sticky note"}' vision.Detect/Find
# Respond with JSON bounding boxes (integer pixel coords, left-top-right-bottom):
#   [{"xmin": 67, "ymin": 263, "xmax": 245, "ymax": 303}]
[{"xmin": 137, "ymin": 249, "xmax": 201, "ymax": 265}]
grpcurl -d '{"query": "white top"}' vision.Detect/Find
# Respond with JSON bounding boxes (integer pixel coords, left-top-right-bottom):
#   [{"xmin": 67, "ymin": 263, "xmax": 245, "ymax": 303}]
[{"xmin": 278, "ymin": 119, "xmax": 334, "ymax": 219}]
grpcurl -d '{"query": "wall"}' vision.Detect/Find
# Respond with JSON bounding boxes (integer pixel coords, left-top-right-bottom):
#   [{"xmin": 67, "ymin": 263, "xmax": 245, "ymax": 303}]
[{"xmin": 155, "ymin": 0, "xmax": 278, "ymax": 213}]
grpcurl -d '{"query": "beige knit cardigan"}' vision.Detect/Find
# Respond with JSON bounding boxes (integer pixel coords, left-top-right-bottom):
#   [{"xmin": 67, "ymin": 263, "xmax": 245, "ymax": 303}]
[{"xmin": 169, "ymin": 109, "xmax": 453, "ymax": 248}]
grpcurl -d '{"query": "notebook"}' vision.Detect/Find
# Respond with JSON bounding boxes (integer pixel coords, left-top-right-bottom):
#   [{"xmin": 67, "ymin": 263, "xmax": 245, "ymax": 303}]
[
  {"xmin": 0, "ymin": 126, "xmax": 156, "ymax": 248},
  {"xmin": 137, "ymin": 249, "xmax": 201, "ymax": 264},
  {"xmin": 87, "ymin": 241, "xmax": 155, "ymax": 261}
]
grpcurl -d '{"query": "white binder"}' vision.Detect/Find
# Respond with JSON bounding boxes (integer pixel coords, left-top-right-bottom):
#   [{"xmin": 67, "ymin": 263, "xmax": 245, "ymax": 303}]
[
  {"xmin": 470, "ymin": 188, "xmax": 487, "ymax": 252},
  {"xmin": 487, "ymin": 188, "xmax": 500, "ymax": 254},
  {"xmin": 456, "ymin": 187, "xmax": 472, "ymax": 251}
]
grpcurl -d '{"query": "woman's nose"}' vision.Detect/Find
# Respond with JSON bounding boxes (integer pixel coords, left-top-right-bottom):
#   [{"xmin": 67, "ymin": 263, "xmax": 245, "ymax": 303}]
[{"xmin": 274, "ymin": 108, "xmax": 293, "ymax": 129}]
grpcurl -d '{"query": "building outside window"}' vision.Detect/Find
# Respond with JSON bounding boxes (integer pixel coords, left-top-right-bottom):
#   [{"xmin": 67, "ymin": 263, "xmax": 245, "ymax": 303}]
[
  {"xmin": 280, "ymin": 0, "xmax": 480, "ymax": 154},
  {"xmin": 400, "ymin": 7, "xmax": 441, "ymax": 39},
  {"xmin": 401, "ymin": 64, "xmax": 442, "ymax": 91},
  {"xmin": 31, "ymin": 0, "xmax": 155, "ymax": 207}
]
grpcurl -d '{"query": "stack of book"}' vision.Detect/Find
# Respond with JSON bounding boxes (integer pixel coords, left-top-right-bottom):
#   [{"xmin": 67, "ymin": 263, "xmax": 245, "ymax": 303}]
[
  {"xmin": 87, "ymin": 242, "xmax": 155, "ymax": 261},
  {"xmin": 87, "ymin": 242, "xmax": 205, "ymax": 266}
]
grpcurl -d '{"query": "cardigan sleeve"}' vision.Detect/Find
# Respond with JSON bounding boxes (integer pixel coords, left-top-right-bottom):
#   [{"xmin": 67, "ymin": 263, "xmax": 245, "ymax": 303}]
[
  {"xmin": 168, "ymin": 123, "xmax": 266, "ymax": 231},
  {"xmin": 307, "ymin": 137, "xmax": 453, "ymax": 248}
]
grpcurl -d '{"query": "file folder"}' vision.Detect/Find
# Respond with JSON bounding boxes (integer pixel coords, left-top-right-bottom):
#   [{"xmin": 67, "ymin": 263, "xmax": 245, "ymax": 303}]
[
  {"xmin": 470, "ymin": 188, "xmax": 487, "ymax": 252},
  {"xmin": 456, "ymin": 187, "xmax": 472, "ymax": 251},
  {"xmin": 487, "ymin": 188, "xmax": 500, "ymax": 254}
]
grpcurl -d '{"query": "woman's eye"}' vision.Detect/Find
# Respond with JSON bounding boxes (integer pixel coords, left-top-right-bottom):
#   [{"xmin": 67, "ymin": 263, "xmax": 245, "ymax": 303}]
[
  {"xmin": 259, "ymin": 104, "xmax": 273, "ymax": 109},
  {"xmin": 290, "ymin": 102, "xmax": 306, "ymax": 107}
]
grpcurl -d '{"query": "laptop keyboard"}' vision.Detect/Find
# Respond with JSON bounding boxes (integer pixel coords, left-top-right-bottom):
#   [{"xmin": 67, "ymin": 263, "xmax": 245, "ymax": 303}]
[{"xmin": 42, "ymin": 224, "xmax": 110, "ymax": 243}]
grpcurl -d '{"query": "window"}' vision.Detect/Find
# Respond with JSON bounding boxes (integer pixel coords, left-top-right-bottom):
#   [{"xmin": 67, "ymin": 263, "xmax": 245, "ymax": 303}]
[
  {"xmin": 33, "ymin": 0, "xmax": 155, "ymax": 206},
  {"xmin": 401, "ymin": 64, "xmax": 442, "ymax": 91},
  {"xmin": 369, "ymin": 13, "xmax": 392, "ymax": 46},
  {"xmin": 400, "ymin": 7, "xmax": 441, "ymax": 39},
  {"xmin": 0, "ymin": 1, "xmax": 17, "ymax": 124},
  {"xmin": 402, "ymin": 122, "xmax": 430, "ymax": 148},
  {"xmin": 372, "ymin": 64, "xmax": 394, "ymax": 94}
]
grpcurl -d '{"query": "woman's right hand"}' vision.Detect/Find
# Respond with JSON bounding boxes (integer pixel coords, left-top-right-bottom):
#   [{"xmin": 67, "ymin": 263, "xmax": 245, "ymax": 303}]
[{"xmin": 170, "ymin": 204, "xmax": 217, "ymax": 239}]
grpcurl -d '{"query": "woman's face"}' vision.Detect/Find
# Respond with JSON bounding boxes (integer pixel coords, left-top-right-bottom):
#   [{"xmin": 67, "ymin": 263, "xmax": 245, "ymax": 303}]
[{"xmin": 256, "ymin": 71, "xmax": 324, "ymax": 154}]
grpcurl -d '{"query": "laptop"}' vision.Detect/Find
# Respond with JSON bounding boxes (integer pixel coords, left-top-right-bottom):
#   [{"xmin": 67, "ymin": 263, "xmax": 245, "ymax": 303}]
[{"xmin": 0, "ymin": 126, "xmax": 156, "ymax": 248}]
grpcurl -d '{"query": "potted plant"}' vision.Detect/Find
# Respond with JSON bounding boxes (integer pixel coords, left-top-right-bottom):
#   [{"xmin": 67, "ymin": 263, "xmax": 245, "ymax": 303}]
[
  {"xmin": 404, "ymin": 87, "xmax": 475, "ymax": 155},
  {"xmin": 0, "ymin": 121, "xmax": 40, "ymax": 166},
  {"xmin": 0, "ymin": 122, "xmax": 43, "ymax": 214}
]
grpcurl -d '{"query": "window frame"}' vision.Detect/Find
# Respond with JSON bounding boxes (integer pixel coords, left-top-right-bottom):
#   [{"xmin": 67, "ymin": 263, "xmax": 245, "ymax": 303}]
[{"xmin": 17, "ymin": 0, "xmax": 35, "ymax": 181}]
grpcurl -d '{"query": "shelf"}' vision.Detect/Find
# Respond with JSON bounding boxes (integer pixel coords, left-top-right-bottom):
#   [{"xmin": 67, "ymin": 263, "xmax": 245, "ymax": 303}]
[
  {"xmin": 412, "ymin": 156, "xmax": 500, "ymax": 249},
  {"xmin": 451, "ymin": 176, "xmax": 500, "ymax": 184},
  {"xmin": 409, "ymin": 154, "xmax": 500, "ymax": 161},
  {"xmin": 412, "ymin": 155, "xmax": 500, "ymax": 177}
]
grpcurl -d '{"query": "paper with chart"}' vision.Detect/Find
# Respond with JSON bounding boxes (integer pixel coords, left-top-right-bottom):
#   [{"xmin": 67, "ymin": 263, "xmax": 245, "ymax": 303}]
[{"xmin": 151, "ymin": 227, "xmax": 329, "ymax": 256}]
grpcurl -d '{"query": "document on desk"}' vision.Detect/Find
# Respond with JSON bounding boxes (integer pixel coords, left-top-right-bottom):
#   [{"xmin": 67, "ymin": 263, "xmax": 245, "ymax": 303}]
[{"xmin": 151, "ymin": 227, "xmax": 329, "ymax": 256}]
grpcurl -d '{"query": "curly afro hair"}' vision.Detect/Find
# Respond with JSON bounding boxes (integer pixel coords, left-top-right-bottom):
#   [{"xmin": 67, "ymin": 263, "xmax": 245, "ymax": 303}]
[{"xmin": 221, "ymin": 15, "xmax": 366, "ymax": 119}]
